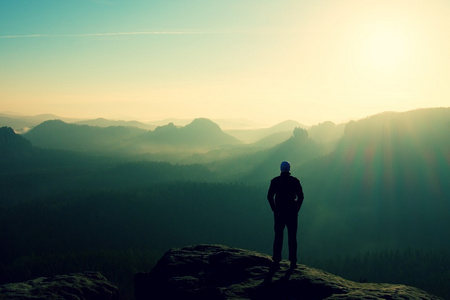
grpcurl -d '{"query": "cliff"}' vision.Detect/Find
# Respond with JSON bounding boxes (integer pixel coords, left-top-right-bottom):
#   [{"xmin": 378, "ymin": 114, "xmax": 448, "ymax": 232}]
[{"xmin": 135, "ymin": 244, "xmax": 443, "ymax": 300}]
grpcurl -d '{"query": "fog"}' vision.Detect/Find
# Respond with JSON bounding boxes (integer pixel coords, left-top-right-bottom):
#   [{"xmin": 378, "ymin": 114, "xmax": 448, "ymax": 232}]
[{"xmin": 1, "ymin": 108, "xmax": 449, "ymax": 299}]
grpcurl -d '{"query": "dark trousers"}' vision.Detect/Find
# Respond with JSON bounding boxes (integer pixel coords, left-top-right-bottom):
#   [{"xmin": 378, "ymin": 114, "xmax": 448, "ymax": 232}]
[{"xmin": 273, "ymin": 212, "xmax": 298, "ymax": 263}]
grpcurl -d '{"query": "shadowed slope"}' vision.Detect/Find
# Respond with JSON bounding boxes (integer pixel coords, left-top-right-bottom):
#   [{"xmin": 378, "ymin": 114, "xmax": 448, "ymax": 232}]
[{"xmin": 296, "ymin": 107, "xmax": 450, "ymax": 255}]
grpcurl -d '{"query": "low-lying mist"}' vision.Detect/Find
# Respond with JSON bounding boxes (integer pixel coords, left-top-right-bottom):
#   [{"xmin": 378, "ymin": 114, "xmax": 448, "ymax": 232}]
[{"xmin": 1, "ymin": 107, "xmax": 449, "ymax": 299}]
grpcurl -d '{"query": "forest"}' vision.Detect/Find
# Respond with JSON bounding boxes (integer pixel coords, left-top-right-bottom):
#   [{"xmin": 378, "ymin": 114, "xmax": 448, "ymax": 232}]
[{"xmin": 0, "ymin": 108, "xmax": 449, "ymax": 299}]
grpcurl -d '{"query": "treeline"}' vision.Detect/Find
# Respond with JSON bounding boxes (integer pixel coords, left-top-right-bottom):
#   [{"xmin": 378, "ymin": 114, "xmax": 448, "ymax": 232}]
[
  {"xmin": 0, "ymin": 182, "xmax": 269, "ymax": 300},
  {"xmin": 0, "ymin": 182, "xmax": 269, "ymax": 260},
  {"xmin": 0, "ymin": 148, "xmax": 217, "ymax": 206},
  {"xmin": 308, "ymin": 249, "xmax": 450, "ymax": 299}
]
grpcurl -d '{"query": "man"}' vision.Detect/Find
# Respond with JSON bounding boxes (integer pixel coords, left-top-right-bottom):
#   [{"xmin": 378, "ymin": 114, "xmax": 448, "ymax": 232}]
[{"xmin": 267, "ymin": 161, "xmax": 304, "ymax": 269}]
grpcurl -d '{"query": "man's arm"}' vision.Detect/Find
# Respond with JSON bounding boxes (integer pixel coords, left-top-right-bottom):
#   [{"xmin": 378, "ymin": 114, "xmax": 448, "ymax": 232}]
[
  {"xmin": 295, "ymin": 180, "xmax": 304, "ymax": 212},
  {"xmin": 267, "ymin": 181, "xmax": 276, "ymax": 212}
]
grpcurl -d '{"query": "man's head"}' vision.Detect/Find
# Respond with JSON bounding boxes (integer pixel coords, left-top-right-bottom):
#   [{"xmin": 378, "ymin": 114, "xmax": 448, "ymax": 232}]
[{"xmin": 280, "ymin": 161, "xmax": 290, "ymax": 173}]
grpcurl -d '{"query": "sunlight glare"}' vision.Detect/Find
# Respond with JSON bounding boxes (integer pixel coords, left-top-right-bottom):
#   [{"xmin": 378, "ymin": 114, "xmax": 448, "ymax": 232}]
[{"xmin": 359, "ymin": 22, "xmax": 412, "ymax": 71}]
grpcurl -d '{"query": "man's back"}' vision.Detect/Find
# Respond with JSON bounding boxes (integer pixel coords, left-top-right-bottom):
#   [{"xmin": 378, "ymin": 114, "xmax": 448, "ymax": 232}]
[{"xmin": 267, "ymin": 172, "xmax": 303, "ymax": 212}]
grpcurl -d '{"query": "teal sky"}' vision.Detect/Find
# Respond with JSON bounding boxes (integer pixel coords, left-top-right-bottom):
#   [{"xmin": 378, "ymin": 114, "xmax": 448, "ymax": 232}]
[{"xmin": 1, "ymin": 0, "xmax": 449, "ymax": 126}]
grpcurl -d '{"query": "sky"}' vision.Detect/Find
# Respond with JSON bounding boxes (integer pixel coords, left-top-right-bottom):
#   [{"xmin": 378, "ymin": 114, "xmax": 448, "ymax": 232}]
[{"xmin": 1, "ymin": 0, "xmax": 449, "ymax": 127}]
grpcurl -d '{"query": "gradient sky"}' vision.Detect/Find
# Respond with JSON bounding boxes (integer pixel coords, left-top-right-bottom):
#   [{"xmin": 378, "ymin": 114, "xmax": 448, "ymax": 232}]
[{"xmin": 1, "ymin": 0, "xmax": 449, "ymax": 126}]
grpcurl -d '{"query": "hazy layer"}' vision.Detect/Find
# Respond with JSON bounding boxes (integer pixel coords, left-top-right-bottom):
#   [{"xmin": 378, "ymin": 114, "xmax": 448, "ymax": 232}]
[{"xmin": 1, "ymin": 0, "xmax": 450, "ymax": 126}]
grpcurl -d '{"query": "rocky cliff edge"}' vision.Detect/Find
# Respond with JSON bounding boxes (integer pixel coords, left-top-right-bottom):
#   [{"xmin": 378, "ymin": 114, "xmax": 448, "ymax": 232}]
[{"xmin": 135, "ymin": 244, "xmax": 443, "ymax": 300}]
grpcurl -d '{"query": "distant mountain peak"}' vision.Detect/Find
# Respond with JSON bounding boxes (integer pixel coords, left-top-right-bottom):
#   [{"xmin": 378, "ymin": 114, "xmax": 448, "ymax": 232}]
[
  {"xmin": 191, "ymin": 117, "xmax": 219, "ymax": 126},
  {"xmin": 192, "ymin": 117, "xmax": 215, "ymax": 123},
  {"xmin": 185, "ymin": 118, "xmax": 222, "ymax": 131}
]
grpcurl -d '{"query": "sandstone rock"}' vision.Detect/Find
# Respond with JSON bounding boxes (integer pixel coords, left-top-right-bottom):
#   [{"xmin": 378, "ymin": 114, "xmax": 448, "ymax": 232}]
[
  {"xmin": 0, "ymin": 271, "xmax": 119, "ymax": 300},
  {"xmin": 135, "ymin": 244, "xmax": 443, "ymax": 300}
]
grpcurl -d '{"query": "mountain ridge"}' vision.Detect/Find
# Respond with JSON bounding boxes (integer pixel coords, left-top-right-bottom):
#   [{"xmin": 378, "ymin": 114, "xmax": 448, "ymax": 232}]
[
  {"xmin": 23, "ymin": 117, "xmax": 241, "ymax": 154},
  {"xmin": 75, "ymin": 118, "xmax": 156, "ymax": 130}
]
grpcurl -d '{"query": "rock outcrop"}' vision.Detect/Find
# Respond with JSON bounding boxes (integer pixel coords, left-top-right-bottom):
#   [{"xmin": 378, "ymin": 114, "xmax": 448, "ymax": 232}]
[
  {"xmin": 0, "ymin": 271, "xmax": 119, "ymax": 300},
  {"xmin": 135, "ymin": 244, "xmax": 443, "ymax": 300}
]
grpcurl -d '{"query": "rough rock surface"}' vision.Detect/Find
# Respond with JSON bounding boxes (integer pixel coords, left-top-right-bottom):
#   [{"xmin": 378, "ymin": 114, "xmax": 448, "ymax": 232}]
[
  {"xmin": 0, "ymin": 271, "xmax": 119, "ymax": 300},
  {"xmin": 135, "ymin": 244, "xmax": 443, "ymax": 300}
]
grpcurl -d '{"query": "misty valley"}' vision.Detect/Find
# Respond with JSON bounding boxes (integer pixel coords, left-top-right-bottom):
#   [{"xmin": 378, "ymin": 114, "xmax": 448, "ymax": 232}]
[{"xmin": 1, "ymin": 108, "xmax": 449, "ymax": 299}]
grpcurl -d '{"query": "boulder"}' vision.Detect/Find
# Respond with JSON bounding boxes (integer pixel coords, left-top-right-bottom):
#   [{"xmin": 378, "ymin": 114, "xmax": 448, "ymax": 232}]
[
  {"xmin": 0, "ymin": 271, "xmax": 119, "ymax": 300},
  {"xmin": 135, "ymin": 244, "xmax": 443, "ymax": 300}
]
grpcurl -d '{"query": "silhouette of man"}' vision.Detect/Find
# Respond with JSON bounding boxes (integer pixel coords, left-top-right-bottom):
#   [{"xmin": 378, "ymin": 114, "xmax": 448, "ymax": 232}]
[{"xmin": 267, "ymin": 161, "xmax": 304, "ymax": 269}]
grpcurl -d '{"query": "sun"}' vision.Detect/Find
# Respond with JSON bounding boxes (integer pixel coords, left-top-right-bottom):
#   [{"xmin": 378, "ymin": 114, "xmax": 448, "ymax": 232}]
[
  {"xmin": 362, "ymin": 29, "xmax": 406, "ymax": 67},
  {"xmin": 357, "ymin": 22, "xmax": 413, "ymax": 71}
]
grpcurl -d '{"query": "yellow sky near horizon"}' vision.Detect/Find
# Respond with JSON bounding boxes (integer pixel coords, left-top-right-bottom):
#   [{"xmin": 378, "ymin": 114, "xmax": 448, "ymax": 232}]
[{"xmin": 1, "ymin": 0, "xmax": 449, "ymax": 126}]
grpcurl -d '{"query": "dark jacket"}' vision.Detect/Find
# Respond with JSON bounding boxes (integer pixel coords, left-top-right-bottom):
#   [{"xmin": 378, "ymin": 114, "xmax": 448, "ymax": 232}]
[{"xmin": 267, "ymin": 172, "xmax": 304, "ymax": 214}]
